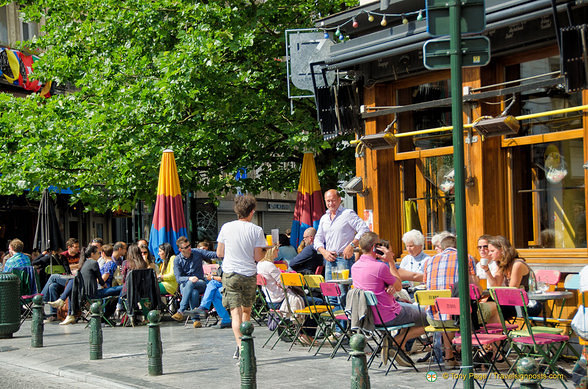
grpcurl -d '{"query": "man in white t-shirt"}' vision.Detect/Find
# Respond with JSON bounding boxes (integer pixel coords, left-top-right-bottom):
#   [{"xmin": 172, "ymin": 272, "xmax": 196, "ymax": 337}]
[{"xmin": 217, "ymin": 195, "xmax": 266, "ymax": 359}]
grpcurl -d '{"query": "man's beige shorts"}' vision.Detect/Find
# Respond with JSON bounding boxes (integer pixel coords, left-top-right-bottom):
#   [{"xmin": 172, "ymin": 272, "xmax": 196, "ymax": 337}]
[{"xmin": 222, "ymin": 272, "xmax": 257, "ymax": 310}]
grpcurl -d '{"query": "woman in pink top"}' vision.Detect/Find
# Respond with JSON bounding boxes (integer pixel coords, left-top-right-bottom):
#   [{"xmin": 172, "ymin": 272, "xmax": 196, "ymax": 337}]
[{"xmin": 352, "ymin": 231, "xmax": 427, "ymax": 366}]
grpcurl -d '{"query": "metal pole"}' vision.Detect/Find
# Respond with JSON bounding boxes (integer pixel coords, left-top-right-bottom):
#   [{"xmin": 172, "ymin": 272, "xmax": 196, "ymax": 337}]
[
  {"xmin": 31, "ymin": 295, "xmax": 44, "ymax": 348},
  {"xmin": 449, "ymin": 2, "xmax": 474, "ymax": 389}
]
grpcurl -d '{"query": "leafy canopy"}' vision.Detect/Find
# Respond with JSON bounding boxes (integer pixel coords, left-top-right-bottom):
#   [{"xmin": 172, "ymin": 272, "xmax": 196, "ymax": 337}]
[{"xmin": 0, "ymin": 0, "xmax": 356, "ymax": 211}]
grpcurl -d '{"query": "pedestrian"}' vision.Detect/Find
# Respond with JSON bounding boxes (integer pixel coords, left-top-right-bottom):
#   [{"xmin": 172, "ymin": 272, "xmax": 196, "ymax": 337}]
[{"xmin": 216, "ymin": 195, "xmax": 265, "ymax": 359}]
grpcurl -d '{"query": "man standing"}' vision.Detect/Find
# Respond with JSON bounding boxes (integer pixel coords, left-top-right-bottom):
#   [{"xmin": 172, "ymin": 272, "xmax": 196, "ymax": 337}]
[
  {"xmin": 314, "ymin": 189, "xmax": 369, "ymax": 302},
  {"xmin": 4, "ymin": 239, "xmax": 31, "ymax": 272},
  {"xmin": 216, "ymin": 195, "xmax": 265, "ymax": 359},
  {"xmin": 289, "ymin": 227, "xmax": 323, "ymax": 275},
  {"xmin": 171, "ymin": 236, "xmax": 217, "ymax": 328}
]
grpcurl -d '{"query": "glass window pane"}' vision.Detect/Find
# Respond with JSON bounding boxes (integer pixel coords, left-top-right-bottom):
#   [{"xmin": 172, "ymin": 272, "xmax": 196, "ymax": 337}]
[
  {"xmin": 0, "ymin": 6, "xmax": 7, "ymax": 45},
  {"xmin": 511, "ymin": 138, "xmax": 586, "ymax": 248},
  {"xmin": 505, "ymin": 56, "xmax": 582, "ymax": 136},
  {"xmin": 397, "ymin": 81, "xmax": 452, "ymax": 151},
  {"xmin": 402, "ymin": 155, "xmax": 455, "ymax": 249}
]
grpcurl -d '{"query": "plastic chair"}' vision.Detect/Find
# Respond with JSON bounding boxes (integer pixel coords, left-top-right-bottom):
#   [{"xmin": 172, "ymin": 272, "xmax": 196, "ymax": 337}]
[
  {"xmin": 275, "ymin": 263, "xmax": 288, "ymax": 272},
  {"xmin": 436, "ymin": 297, "xmax": 510, "ymax": 389},
  {"xmin": 492, "ymin": 287, "xmax": 570, "ymax": 388},
  {"xmin": 319, "ymin": 282, "xmax": 352, "ymax": 358},
  {"xmin": 414, "ymin": 289, "xmax": 454, "ymax": 371},
  {"xmin": 12, "ymin": 266, "xmax": 42, "ymax": 324},
  {"xmin": 535, "ymin": 269, "xmax": 561, "ymax": 290},
  {"xmin": 251, "ymin": 274, "xmax": 270, "ymax": 326},
  {"xmin": 314, "ymin": 265, "xmax": 324, "ymax": 275},
  {"xmin": 280, "ymin": 272, "xmax": 328, "ymax": 351},
  {"xmin": 363, "ymin": 290, "xmax": 418, "ymax": 373}
]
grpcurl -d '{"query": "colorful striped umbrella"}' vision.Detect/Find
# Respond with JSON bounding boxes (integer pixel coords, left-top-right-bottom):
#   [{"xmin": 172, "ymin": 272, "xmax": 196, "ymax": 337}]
[
  {"xmin": 290, "ymin": 153, "xmax": 325, "ymax": 248},
  {"xmin": 148, "ymin": 149, "xmax": 187, "ymax": 261}
]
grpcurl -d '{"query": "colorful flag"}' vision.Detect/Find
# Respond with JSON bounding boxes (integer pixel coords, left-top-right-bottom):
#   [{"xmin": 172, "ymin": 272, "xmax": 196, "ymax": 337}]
[
  {"xmin": 290, "ymin": 153, "xmax": 325, "ymax": 248},
  {"xmin": 148, "ymin": 150, "xmax": 187, "ymax": 261}
]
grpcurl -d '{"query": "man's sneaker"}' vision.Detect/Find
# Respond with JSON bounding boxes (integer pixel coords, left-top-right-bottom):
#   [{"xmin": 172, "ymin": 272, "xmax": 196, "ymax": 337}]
[
  {"xmin": 43, "ymin": 316, "xmax": 58, "ymax": 324},
  {"xmin": 192, "ymin": 320, "xmax": 202, "ymax": 328},
  {"xmin": 171, "ymin": 312, "xmax": 185, "ymax": 322},
  {"xmin": 391, "ymin": 346, "xmax": 413, "ymax": 368},
  {"xmin": 233, "ymin": 346, "xmax": 240, "ymax": 359},
  {"xmin": 219, "ymin": 322, "xmax": 232, "ymax": 329}
]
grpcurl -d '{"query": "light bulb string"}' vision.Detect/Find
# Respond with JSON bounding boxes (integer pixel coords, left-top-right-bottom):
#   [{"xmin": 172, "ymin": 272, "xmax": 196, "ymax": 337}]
[{"xmin": 321, "ymin": 8, "xmax": 425, "ymax": 35}]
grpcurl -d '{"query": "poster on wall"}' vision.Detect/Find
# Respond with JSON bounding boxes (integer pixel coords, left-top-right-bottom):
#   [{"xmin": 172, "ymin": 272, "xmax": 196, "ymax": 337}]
[{"xmin": 363, "ymin": 209, "xmax": 373, "ymax": 232}]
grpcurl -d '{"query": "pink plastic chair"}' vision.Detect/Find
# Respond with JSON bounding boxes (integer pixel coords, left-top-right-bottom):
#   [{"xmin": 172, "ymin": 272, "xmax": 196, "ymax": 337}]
[
  {"xmin": 436, "ymin": 297, "xmax": 509, "ymax": 389},
  {"xmin": 492, "ymin": 288, "xmax": 570, "ymax": 388},
  {"xmin": 469, "ymin": 284, "xmax": 517, "ymax": 334},
  {"xmin": 535, "ymin": 269, "xmax": 561, "ymax": 288}
]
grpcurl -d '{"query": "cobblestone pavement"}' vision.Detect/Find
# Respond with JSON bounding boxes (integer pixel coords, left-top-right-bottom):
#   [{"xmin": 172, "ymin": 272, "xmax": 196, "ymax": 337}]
[{"xmin": 0, "ymin": 318, "xmax": 574, "ymax": 389}]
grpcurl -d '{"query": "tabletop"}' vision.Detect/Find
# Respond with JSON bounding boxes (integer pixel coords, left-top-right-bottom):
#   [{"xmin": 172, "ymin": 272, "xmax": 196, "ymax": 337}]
[
  {"xmin": 528, "ymin": 290, "xmax": 574, "ymax": 301},
  {"xmin": 327, "ymin": 278, "xmax": 353, "ymax": 286}
]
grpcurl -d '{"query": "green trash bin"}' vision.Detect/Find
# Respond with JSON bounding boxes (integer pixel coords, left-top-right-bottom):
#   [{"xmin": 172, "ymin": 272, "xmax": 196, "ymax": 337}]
[{"xmin": 0, "ymin": 272, "xmax": 21, "ymax": 338}]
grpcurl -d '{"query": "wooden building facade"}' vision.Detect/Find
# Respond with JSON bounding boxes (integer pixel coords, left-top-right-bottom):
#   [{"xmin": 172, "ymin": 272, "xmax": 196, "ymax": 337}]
[{"xmin": 312, "ymin": 0, "xmax": 588, "ymax": 271}]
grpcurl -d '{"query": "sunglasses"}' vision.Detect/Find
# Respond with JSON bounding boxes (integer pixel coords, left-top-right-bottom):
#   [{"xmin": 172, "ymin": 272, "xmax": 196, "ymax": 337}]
[
  {"xmin": 477, "ymin": 245, "xmax": 489, "ymax": 250},
  {"xmin": 141, "ymin": 251, "xmax": 148, "ymax": 254},
  {"xmin": 180, "ymin": 245, "xmax": 191, "ymax": 250}
]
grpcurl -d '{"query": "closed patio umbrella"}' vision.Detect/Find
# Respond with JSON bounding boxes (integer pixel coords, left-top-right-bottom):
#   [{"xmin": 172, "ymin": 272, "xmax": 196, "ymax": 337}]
[
  {"xmin": 32, "ymin": 189, "xmax": 65, "ymax": 273},
  {"xmin": 148, "ymin": 149, "xmax": 187, "ymax": 261},
  {"xmin": 290, "ymin": 153, "xmax": 325, "ymax": 248}
]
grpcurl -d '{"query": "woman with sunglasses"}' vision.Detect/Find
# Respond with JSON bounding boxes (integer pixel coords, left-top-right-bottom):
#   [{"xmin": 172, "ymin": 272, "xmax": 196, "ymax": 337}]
[{"xmin": 474, "ymin": 234, "xmax": 501, "ymax": 285}]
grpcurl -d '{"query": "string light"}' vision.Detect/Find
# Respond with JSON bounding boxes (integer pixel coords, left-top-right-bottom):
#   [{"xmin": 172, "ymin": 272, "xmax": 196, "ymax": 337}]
[{"xmin": 319, "ymin": 8, "xmax": 425, "ymax": 41}]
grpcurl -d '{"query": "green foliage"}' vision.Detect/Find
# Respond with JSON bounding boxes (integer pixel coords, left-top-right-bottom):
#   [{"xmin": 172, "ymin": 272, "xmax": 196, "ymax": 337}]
[{"xmin": 0, "ymin": 0, "xmax": 356, "ymax": 211}]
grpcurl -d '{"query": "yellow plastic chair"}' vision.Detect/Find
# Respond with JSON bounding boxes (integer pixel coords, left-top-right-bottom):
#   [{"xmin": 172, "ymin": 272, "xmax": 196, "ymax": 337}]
[{"xmin": 275, "ymin": 263, "xmax": 288, "ymax": 271}]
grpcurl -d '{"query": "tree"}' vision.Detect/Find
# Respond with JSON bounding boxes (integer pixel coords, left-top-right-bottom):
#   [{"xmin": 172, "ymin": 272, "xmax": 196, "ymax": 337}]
[{"xmin": 0, "ymin": 0, "xmax": 357, "ymax": 211}]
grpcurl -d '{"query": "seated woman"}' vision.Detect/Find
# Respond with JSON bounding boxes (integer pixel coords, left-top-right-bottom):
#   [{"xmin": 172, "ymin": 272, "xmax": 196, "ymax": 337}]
[
  {"xmin": 157, "ymin": 243, "xmax": 178, "ymax": 296},
  {"xmin": 59, "ymin": 245, "xmax": 122, "ymax": 325},
  {"xmin": 482, "ymin": 235, "xmax": 542, "ymax": 319},
  {"xmin": 191, "ymin": 266, "xmax": 232, "ymax": 329},
  {"xmin": 257, "ymin": 247, "xmax": 285, "ymax": 308},
  {"xmin": 114, "ymin": 244, "xmax": 149, "ymax": 320},
  {"xmin": 139, "ymin": 243, "xmax": 159, "ymax": 275},
  {"xmin": 276, "ymin": 234, "xmax": 297, "ymax": 264}
]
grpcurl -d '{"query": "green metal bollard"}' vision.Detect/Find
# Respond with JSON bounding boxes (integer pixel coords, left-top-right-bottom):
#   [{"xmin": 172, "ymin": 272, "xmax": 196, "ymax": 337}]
[
  {"xmin": 516, "ymin": 357, "xmax": 541, "ymax": 389},
  {"xmin": 350, "ymin": 334, "xmax": 370, "ymax": 389},
  {"xmin": 89, "ymin": 302, "xmax": 103, "ymax": 360},
  {"xmin": 239, "ymin": 321, "xmax": 256, "ymax": 389},
  {"xmin": 31, "ymin": 294, "xmax": 44, "ymax": 348},
  {"xmin": 147, "ymin": 310, "xmax": 163, "ymax": 376}
]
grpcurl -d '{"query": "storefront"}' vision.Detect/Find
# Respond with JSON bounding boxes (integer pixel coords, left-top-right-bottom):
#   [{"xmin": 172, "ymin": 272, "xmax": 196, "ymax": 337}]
[{"xmin": 309, "ymin": 0, "xmax": 588, "ymax": 271}]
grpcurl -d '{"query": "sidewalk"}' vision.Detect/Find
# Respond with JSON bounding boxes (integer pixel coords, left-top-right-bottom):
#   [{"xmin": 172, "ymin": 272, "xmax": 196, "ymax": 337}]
[{"xmin": 0, "ymin": 319, "xmax": 572, "ymax": 388}]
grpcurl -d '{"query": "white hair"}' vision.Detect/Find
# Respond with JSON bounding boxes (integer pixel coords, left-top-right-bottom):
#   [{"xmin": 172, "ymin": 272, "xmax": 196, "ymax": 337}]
[
  {"xmin": 402, "ymin": 229, "xmax": 425, "ymax": 246},
  {"xmin": 431, "ymin": 231, "xmax": 455, "ymax": 247}
]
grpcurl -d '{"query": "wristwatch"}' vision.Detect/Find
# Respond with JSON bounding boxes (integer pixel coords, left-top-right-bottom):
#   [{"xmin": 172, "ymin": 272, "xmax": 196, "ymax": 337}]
[{"xmin": 350, "ymin": 242, "xmax": 356, "ymax": 248}]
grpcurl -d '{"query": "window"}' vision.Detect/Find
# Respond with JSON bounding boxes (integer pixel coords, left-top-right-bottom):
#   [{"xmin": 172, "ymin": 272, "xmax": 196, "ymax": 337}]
[
  {"xmin": 397, "ymin": 80, "xmax": 452, "ymax": 152},
  {"xmin": 402, "ymin": 154, "xmax": 455, "ymax": 249},
  {"xmin": 504, "ymin": 55, "xmax": 586, "ymax": 249},
  {"xmin": 510, "ymin": 139, "xmax": 585, "ymax": 248},
  {"xmin": 21, "ymin": 21, "xmax": 37, "ymax": 41}
]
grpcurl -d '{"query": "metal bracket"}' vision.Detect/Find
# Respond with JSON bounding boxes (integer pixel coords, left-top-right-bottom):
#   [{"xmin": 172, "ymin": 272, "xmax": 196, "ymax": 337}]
[{"xmin": 465, "ymin": 135, "xmax": 479, "ymax": 144}]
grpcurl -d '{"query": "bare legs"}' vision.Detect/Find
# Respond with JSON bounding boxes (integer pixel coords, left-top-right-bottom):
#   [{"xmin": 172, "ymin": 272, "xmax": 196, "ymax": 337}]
[{"xmin": 230, "ymin": 306, "xmax": 252, "ymax": 346}]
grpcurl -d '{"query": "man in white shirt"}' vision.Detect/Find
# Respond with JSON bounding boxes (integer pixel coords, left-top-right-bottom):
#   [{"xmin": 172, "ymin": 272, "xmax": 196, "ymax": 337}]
[{"xmin": 217, "ymin": 195, "xmax": 265, "ymax": 359}]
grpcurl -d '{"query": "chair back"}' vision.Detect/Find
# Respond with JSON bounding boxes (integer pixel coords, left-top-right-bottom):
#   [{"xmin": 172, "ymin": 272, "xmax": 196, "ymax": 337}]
[
  {"xmin": 203, "ymin": 263, "xmax": 219, "ymax": 276},
  {"xmin": 414, "ymin": 289, "xmax": 451, "ymax": 306},
  {"xmin": 12, "ymin": 266, "xmax": 41, "ymax": 295},
  {"xmin": 563, "ymin": 273, "xmax": 580, "ymax": 290},
  {"xmin": 126, "ymin": 268, "xmax": 161, "ymax": 315},
  {"xmin": 304, "ymin": 274, "xmax": 325, "ymax": 289},
  {"xmin": 363, "ymin": 290, "xmax": 378, "ymax": 306},
  {"xmin": 535, "ymin": 269, "xmax": 561, "ymax": 285},
  {"xmin": 281, "ymin": 272, "xmax": 304, "ymax": 287},
  {"xmin": 469, "ymin": 284, "xmax": 482, "ymax": 300},
  {"xmin": 320, "ymin": 282, "xmax": 341, "ymax": 298},
  {"xmin": 315, "ymin": 265, "xmax": 324, "ymax": 275},
  {"xmin": 274, "ymin": 260, "xmax": 288, "ymax": 265},
  {"xmin": 492, "ymin": 287, "xmax": 529, "ymax": 307},
  {"xmin": 275, "ymin": 263, "xmax": 288, "ymax": 271},
  {"xmin": 256, "ymin": 274, "xmax": 267, "ymax": 286},
  {"xmin": 435, "ymin": 297, "xmax": 464, "ymax": 316}
]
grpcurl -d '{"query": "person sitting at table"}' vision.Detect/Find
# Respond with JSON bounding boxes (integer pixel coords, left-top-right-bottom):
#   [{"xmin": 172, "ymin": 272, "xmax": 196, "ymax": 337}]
[
  {"xmin": 288, "ymin": 228, "xmax": 323, "ymax": 275},
  {"xmin": 352, "ymin": 231, "xmax": 427, "ymax": 367},
  {"xmin": 157, "ymin": 243, "xmax": 178, "ymax": 296},
  {"xmin": 431, "ymin": 231, "xmax": 453, "ymax": 254},
  {"xmin": 423, "ymin": 234, "xmax": 499, "ymax": 369},
  {"xmin": 482, "ymin": 235, "xmax": 542, "ymax": 318},
  {"xmin": 277, "ymin": 233, "xmax": 297, "ymax": 264},
  {"xmin": 399, "ymin": 230, "xmax": 430, "ymax": 279},
  {"xmin": 257, "ymin": 247, "xmax": 285, "ymax": 308},
  {"xmin": 475, "ymin": 234, "xmax": 500, "ymax": 281}
]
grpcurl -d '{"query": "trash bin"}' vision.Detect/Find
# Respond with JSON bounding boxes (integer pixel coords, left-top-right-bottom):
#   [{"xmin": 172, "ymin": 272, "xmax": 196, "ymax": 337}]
[{"xmin": 0, "ymin": 272, "xmax": 21, "ymax": 338}]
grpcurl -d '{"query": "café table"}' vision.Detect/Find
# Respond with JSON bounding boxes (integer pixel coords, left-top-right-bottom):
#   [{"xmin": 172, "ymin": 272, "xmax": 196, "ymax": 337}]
[
  {"xmin": 527, "ymin": 290, "xmax": 574, "ymax": 325},
  {"xmin": 326, "ymin": 278, "xmax": 353, "ymax": 286}
]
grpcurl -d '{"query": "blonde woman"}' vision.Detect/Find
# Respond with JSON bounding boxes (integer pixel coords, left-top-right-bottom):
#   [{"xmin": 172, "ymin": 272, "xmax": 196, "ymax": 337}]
[{"xmin": 256, "ymin": 247, "xmax": 284, "ymax": 308}]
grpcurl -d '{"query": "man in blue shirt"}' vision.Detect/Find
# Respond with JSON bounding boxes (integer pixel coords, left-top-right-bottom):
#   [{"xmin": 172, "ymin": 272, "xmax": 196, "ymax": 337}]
[
  {"xmin": 4, "ymin": 239, "xmax": 32, "ymax": 272},
  {"xmin": 289, "ymin": 228, "xmax": 323, "ymax": 275},
  {"xmin": 171, "ymin": 236, "xmax": 217, "ymax": 327}
]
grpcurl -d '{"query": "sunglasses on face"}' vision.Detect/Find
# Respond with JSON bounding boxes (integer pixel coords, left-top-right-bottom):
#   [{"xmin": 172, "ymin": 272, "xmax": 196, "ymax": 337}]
[
  {"xmin": 180, "ymin": 245, "xmax": 191, "ymax": 250},
  {"xmin": 477, "ymin": 245, "xmax": 489, "ymax": 250},
  {"xmin": 141, "ymin": 251, "xmax": 148, "ymax": 255}
]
